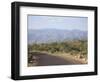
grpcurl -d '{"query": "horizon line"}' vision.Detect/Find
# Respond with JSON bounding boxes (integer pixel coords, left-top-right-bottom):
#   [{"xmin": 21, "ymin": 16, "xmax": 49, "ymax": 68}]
[{"xmin": 28, "ymin": 28, "xmax": 87, "ymax": 31}]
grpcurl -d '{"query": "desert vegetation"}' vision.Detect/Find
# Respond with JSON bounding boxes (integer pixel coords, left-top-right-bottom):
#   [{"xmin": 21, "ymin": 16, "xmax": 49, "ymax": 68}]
[{"xmin": 28, "ymin": 40, "xmax": 88, "ymax": 66}]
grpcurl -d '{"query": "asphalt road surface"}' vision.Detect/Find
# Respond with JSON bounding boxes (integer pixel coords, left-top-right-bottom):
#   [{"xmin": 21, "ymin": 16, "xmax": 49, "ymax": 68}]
[{"xmin": 29, "ymin": 52, "xmax": 84, "ymax": 66}]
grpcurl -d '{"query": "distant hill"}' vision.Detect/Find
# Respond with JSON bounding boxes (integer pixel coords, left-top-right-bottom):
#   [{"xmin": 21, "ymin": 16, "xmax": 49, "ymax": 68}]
[{"xmin": 28, "ymin": 29, "xmax": 87, "ymax": 44}]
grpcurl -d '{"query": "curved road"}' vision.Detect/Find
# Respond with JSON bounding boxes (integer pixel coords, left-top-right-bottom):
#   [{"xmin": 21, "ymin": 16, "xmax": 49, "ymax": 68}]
[{"xmin": 29, "ymin": 52, "xmax": 84, "ymax": 66}]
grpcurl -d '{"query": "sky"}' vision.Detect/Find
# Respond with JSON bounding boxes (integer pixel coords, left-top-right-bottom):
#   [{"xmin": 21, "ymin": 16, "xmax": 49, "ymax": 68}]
[{"xmin": 28, "ymin": 15, "xmax": 88, "ymax": 31}]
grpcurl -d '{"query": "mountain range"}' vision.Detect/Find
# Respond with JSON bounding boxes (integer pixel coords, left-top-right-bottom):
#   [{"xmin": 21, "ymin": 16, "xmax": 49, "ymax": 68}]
[{"xmin": 28, "ymin": 29, "xmax": 87, "ymax": 44}]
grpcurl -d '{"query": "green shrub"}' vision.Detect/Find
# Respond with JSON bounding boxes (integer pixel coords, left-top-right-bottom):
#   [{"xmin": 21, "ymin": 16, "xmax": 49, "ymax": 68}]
[{"xmin": 28, "ymin": 40, "xmax": 87, "ymax": 56}]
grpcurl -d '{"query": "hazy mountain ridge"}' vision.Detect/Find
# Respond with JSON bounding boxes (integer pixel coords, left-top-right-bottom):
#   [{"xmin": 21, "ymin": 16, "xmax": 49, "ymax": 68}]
[{"xmin": 28, "ymin": 29, "xmax": 87, "ymax": 44}]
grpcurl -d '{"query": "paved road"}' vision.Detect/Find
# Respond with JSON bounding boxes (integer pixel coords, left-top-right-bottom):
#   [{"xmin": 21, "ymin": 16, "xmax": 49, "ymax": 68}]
[{"xmin": 29, "ymin": 52, "xmax": 84, "ymax": 66}]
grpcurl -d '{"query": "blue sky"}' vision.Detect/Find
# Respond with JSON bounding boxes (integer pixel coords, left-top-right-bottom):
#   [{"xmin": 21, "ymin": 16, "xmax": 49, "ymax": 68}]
[{"xmin": 28, "ymin": 15, "xmax": 88, "ymax": 31}]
